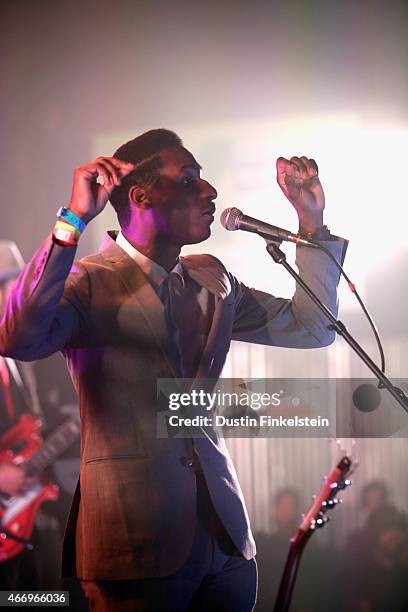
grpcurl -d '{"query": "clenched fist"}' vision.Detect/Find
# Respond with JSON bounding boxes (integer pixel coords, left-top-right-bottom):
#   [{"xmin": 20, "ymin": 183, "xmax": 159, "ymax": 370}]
[
  {"xmin": 68, "ymin": 157, "xmax": 136, "ymax": 224},
  {"xmin": 276, "ymin": 156, "xmax": 325, "ymax": 234}
]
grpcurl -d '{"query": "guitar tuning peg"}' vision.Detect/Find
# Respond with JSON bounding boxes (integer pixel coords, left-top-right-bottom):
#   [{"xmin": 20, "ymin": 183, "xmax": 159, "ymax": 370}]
[
  {"xmin": 327, "ymin": 498, "xmax": 339, "ymax": 508},
  {"xmin": 337, "ymin": 479, "xmax": 352, "ymax": 490}
]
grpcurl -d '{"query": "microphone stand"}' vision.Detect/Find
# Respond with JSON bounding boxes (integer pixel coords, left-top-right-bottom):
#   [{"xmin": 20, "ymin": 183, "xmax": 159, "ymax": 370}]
[{"xmin": 265, "ymin": 240, "xmax": 408, "ymax": 416}]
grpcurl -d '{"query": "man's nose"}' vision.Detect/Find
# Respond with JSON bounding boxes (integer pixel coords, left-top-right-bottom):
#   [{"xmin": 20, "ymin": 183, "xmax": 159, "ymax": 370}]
[{"xmin": 200, "ymin": 179, "xmax": 218, "ymax": 201}]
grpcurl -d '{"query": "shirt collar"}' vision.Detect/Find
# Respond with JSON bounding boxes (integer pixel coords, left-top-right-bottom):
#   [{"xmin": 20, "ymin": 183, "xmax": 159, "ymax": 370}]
[{"xmin": 116, "ymin": 231, "xmax": 185, "ymax": 289}]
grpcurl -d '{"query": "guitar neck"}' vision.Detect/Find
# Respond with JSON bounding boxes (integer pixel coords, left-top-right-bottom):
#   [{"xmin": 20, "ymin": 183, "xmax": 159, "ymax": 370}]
[
  {"xmin": 272, "ymin": 455, "xmax": 352, "ymax": 612},
  {"xmin": 26, "ymin": 415, "xmax": 80, "ymax": 474},
  {"xmin": 273, "ymin": 529, "xmax": 312, "ymax": 612}
]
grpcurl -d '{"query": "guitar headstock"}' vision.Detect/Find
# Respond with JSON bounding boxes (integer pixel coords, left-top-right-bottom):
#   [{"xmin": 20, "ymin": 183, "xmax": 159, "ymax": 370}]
[{"xmin": 299, "ymin": 454, "xmax": 353, "ymax": 533}]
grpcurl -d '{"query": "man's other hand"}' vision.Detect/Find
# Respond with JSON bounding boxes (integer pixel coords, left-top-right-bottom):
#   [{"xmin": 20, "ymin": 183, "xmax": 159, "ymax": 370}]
[
  {"xmin": 276, "ymin": 156, "xmax": 325, "ymax": 234},
  {"xmin": 68, "ymin": 157, "xmax": 135, "ymax": 224}
]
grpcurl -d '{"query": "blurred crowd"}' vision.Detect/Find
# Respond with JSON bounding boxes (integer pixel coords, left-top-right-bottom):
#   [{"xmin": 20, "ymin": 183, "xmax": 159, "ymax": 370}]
[{"xmin": 255, "ymin": 481, "xmax": 408, "ymax": 612}]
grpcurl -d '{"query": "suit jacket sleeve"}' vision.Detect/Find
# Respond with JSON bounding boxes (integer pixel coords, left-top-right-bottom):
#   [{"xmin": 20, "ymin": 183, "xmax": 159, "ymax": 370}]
[
  {"xmin": 231, "ymin": 236, "xmax": 348, "ymax": 348},
  {"xmin": 0, "ymin": 234, "xmax": 90, "ymax": 361}
]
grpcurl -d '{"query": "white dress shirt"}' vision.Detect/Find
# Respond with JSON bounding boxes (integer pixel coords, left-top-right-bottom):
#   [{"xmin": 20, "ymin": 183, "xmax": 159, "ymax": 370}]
[
  {"xmin": 116, "ymin": 231, "xmax": 215, "ymax": 378},
  {"xmin": 116, "ymin": 231, "xmax": 184, "ymax": 299}
]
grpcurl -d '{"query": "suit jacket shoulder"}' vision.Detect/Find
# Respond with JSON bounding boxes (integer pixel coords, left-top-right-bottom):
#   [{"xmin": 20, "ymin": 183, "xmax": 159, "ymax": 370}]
[{"xmin": 180, "ymin": 253, "xmax": 231, "ymax": 299}]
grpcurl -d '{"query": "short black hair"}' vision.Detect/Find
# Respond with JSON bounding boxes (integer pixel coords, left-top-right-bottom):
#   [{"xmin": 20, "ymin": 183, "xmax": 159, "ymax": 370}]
[{"xmin": 110, "ymin": 128, "xmax": 183, "ymax": 226}]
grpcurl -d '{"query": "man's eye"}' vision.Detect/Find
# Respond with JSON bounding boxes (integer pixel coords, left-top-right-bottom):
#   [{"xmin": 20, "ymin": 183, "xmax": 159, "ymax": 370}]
[{"xmin": 181, "ymin": 176, "xmax": 196, "ymax": 185}]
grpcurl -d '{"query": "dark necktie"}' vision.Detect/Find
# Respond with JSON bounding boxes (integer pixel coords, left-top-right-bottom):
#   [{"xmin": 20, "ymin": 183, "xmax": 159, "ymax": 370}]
[{"xmin": 166, "ymin": 273, "xmax": 208, "ymax": 379}]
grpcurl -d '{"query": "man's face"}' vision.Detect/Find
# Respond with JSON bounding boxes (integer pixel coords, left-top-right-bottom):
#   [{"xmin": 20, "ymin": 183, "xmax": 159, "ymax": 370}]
[{"xmin": 144, "ymin": 146, "xmax": 217, "ymax": 246}]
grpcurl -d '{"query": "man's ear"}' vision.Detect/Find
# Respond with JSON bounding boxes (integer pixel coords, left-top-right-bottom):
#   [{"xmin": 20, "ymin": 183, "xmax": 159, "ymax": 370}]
[{"xmin": 129, "ymin": 185, "xmax": 151, "ymax": 209}]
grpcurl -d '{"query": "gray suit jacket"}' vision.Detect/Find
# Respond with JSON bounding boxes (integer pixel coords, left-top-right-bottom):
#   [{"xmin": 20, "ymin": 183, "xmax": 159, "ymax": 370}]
[{"xmin": 0, "ymin": 230, "xmax": 347, "ymax": 580}]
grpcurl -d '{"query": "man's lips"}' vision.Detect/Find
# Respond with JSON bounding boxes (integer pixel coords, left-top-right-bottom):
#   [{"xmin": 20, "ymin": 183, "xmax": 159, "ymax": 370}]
[
  {"xmin": 202, "ymin": 205, "xmax": 216, "ymax": 218},
  {"xmin": 202, "ymin": 212, "xmax": 215, "ymax": 224}
]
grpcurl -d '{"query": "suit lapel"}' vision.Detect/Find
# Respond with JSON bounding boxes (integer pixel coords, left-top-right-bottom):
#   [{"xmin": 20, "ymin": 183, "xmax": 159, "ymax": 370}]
[
  {"xmin": 98, "ymin": 234, "xmax": 234, "ymax": 381},
  {"xmin": 181, "ymin": 254, "xmax": 234, "ymax": 380},
  {"xmin": 99, "ymin": 232, "xmax": 179, "ymax": 378},
  {"xmin": 180, "ymin": 254, "xmax": 230, "ymax": 299}
]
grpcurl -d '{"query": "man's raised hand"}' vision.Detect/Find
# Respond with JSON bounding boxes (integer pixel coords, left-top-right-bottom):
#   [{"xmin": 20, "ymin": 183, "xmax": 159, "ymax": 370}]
[
  {"xmin": 68, "ymin": 157, "xmax": 135, "ymax": 224},
  {"xmin": 276, "ymin": 156, "xmax": 325, "ymax": 234}
]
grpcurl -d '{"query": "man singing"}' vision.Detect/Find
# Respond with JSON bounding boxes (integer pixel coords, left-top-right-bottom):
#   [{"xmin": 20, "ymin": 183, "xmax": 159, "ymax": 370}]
[{"xmin": 0, "ymin": 129, "xmax": 347, "ymax": 611}]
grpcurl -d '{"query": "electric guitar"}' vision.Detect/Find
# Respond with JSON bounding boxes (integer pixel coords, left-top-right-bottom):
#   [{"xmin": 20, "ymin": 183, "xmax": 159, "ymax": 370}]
[
  {"xmin": 273, "ymin": 455, "xmax": 354, "ymax": 612},
  {"xmin": 0, "ymin": 412, "xmax": 80, "ymax": 561}
]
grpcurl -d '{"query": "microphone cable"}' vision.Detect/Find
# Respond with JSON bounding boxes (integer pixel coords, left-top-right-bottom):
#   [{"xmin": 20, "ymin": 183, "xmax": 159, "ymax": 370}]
[
  {"xmin": 306, "ymin": 241, "xmax": 386, "ymax": 375},
  {"xmin": 221, "ymin": 206, "xmax": 386, "ymax": 374}
]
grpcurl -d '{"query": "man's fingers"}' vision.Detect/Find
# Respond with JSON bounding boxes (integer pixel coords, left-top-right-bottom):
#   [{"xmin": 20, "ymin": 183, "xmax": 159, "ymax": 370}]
[
  {"xmin": 77, "ymin": 163, "xmax": 111, "ymax": 188},
  {"xmin": 276, "ymin": 156, "xmax": 292, "ymax": 181},
  {"xmin": 82, "ymin": 161, "xmax": 117, "ymax": 188},
  {"xmin": 276, "ymin": 157, "xmax": 291, "ymax": 194},
  {"xmin": 277, "ymin": 156, "xmax": 319, "ymax": 185},
  {"xmin": 95, "ymin": 157, "xmax": 122, "ymax": 186},
  {"xmin": 103, "ymin": 157, "xmax": 136, "ymax": 182},
  {"xmin": 276, "ymin": 156, "xmax": 290, "ymax": 175},
  {"xmin": 108, "ymin": 157, "xmax": 136, "ymax": 176},
  {"xmin": 277, "ymin": 157, "xmax": 303, "ymax": 182},
  {"xmin": 290, "ymin": 156, "xmax": 309, "ymax": 179},
  {"xmin": 300, "ymin": 156, "xmax": 318, "ymax": 177},
  {"xmin": 78, "ymin": 158, "xmax": 136, "ymax": 188},
  {"xmin": 94, "ymin": 163, "xmax": 114, "ymax": 188}
]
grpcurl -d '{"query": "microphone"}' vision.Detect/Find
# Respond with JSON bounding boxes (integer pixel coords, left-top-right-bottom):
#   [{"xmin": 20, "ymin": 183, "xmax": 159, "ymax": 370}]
[{"xmin": 220, "ymin": 207, "xmax": 317, "ymax": 247}]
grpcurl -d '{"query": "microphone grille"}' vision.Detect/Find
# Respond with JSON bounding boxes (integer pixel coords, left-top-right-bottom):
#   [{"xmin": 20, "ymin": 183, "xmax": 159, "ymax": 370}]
[{"xmin": 220, "ymin": 207, "xmax": 242, "ymax": 231}]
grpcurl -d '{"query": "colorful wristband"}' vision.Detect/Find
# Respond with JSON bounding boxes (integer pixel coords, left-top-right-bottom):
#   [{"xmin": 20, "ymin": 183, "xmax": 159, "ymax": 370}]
[
  {"xmin": 56, "ymin": 206, "xmax": 86, "ymax": 234},
  {"xmin": 55, "ymin": 219, "xmax": 81, "ymax": 239},
  {"xmin": 52, "ymin": 227, "xmax": 79, "ymax": 247}
]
